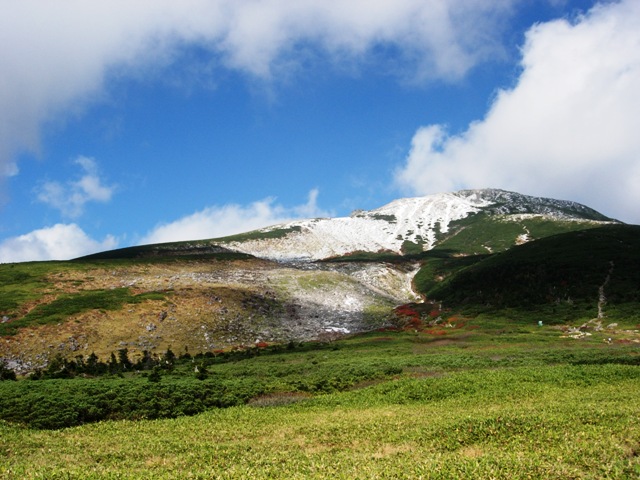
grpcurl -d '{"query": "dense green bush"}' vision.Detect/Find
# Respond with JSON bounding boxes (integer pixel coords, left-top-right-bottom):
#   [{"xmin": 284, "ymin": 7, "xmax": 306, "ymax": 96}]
[
  {"xmin": 0, "ymin": 341, "xmax": 407, "ymax": 429},
  {"xmin": 0, "ymin": 376, "xmax": 265, "ymax": 429},
  {"xmin": 2, "ymin": 327, "xmax": 639, "ymax": 430}
]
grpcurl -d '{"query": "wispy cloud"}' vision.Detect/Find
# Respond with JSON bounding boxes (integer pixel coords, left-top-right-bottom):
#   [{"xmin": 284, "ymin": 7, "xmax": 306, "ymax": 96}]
[
  {"xmin": 0, "ymin": 0, "xmax": 518, "ymax": 182},
  {"xmin": 141, "ymin": 188, "xmax": 330, "ymax": 244},
  {"xmin": 395, "ymin": 0, "xmax": 640, "ymax": 224},
  {"xmin": 0, "ymin": 224, "xmax": 117, "ymax": 263},
  {"xmin": 36, "ymin": 156, "xmax": 115, "ymax": 218}
]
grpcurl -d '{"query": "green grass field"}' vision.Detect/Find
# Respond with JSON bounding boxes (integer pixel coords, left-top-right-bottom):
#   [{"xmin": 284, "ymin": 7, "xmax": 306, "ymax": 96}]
[{"xmin": 1, "ymin": 319, "xmax": 639, "ymax": 479}]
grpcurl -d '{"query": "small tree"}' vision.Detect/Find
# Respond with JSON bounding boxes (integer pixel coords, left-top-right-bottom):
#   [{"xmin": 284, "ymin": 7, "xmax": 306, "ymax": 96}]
[
  {"xmin": 43, "ymin": 354, "xmax": 74, "ymax": 379},
  {"xmin": 117, "ymin": 348, "xmax": 133, "ymax": 371},
  {"xmin": 74, "ymin": 355, "xmax": 86, "ymax": 373},
  {"xmin": 136, "ymin": 350, "xmax": 156, "ymax": 371},
  {"xmin": 194, "ymin": 362, "xmax": 208, "ymax": 381},
  {"xmin": 161, "ymin": 346, "xmax": 176, "ymax": 370},
  {"xmin": 86, "ymin": 352, "xmax": 99, "ymax": 375},
  {"xmin": 180, "ymin": 346, "xmax": 191, "ymax": 360},
  {"xmin": 108, "ymin": 352, "xmax": 120, "ymax": 374},
  {"xmin": 0, "ymin": 360, "xmax": 16, "ymax": 381},
  {"xmin": 85, "ymin": 352, "xmax": 107, "ymax": 376},
  {"xmin": 148, "ymin": 366, "xmax": 162, "ymax": 383}
]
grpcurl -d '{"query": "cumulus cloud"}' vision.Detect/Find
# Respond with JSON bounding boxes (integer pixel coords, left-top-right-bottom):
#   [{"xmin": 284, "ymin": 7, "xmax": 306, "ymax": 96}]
[
  {"xmin": 36, "ymin": 156, "xmax": 115, "ymax": 217},
  {"xmin": 395, "ymin": 0, "xmax": 640, "ymax": 224},
  {"xmin": 141, "ymin": 188, "xmax": 329, "ymax": 244},
  {"xmin": 0, "ymin": 224, "xmax": 117, "ymax": 263},
  {"xmin": 0, "ymin": 0, "xmax": 518, "ymax": 179}
]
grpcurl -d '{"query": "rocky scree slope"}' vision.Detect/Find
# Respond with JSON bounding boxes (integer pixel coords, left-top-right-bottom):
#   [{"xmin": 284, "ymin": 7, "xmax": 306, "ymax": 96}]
[{"xmin": 0, "ymin": 258, "xmax": 418, "ymax": 373}]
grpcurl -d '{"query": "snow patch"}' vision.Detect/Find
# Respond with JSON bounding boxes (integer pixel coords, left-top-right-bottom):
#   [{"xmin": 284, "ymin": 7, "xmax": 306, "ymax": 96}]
[{"xmin": 228, "ymin": 191, "xmax": 489, "ymax": 261}]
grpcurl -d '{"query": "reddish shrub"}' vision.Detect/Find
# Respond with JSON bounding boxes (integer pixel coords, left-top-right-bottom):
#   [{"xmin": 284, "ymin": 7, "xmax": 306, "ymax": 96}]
[
  {"xmin": 394, "ymin": 304, "xmax": 424, "ymax": 330},
  {"xmin": 395, "ymin": 305, "xmax": 419, "ymax": 317},
  {"xmin": 377, "ymin": 326, "xmax": 400, "ymax": 332},
  {"xmin": 424, "ymin": 329, "xmax": 447, "ymax": 336},
  {"xmin": 407, "ymin": 318, "xmax": 422, "ymax": 327}
]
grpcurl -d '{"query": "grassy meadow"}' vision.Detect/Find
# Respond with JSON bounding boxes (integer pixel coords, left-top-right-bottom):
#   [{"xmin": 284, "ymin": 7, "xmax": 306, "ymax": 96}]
[{"xmin": 1, "ymin": 317, "xmax": 639, "ymax": 479}]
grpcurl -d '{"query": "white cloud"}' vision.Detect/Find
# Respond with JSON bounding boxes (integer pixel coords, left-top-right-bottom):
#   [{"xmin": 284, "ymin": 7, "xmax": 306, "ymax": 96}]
[
  {"xmin": 36, "ymin": 156, "xmax": 115, "ymax": 217},
  {"xmin": 395, "ymin": 0, "xmax": 640, "ymax": 224},
  {"xmin": 0, "ymin": 224, "xmax": 117, "ymax": 263},
  {"xmin": 141, "ymin": 188, "xmax": 329, "ymax": 244},
  {"xmin": 0, "ymin": 0, "xmax": 518, "ymax": 179}
]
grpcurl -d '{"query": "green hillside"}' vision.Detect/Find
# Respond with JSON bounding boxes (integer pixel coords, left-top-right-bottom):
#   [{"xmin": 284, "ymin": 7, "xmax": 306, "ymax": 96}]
[
  {"xmin": 432, "ymin": 212, "xmax": 611, "ymax": 255},
  {"xmin": 76, "ymin": 242, "xmax": 253, "ymax": 261},
  {"xmin": 417, "ymin": 224, "xmax": 640, "ymax": 323},
  {"xmin": 76, "ymin": 226, "xmax": 304, "ymax": 261}
]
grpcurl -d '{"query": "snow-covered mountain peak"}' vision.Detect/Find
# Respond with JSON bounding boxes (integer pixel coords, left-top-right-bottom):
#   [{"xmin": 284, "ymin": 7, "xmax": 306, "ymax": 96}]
[
  {"xmin": 223, "ymin": 189, "xmax": 614, "ymax": 261},
  {"xmin": 453, "ymin": 188, "xmax": 612, "ymax": 219}
]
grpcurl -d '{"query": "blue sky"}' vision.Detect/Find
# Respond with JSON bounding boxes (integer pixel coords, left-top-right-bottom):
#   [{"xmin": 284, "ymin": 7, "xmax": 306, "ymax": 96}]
[{"xmin": 2, "ymin": 0, "xmax": 639, "ymax": 262}]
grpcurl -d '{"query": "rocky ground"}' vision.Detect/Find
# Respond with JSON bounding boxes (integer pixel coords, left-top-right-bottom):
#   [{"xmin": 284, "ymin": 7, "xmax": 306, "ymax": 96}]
[{"xmin": 1, "ymin": 258, "xmax": 420, "ymax": 373}]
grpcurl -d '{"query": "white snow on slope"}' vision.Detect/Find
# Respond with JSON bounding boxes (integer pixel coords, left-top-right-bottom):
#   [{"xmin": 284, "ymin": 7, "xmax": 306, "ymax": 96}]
[
  {"xmin": 227, "ymin": 191, "xmax": 490, "ymax": 261},
  {"xmin": 225, "ymin": 188, "xmax": 613, "ymax": 262}
]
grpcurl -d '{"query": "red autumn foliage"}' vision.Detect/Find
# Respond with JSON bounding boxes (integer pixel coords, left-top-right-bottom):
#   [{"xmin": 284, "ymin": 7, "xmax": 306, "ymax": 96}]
[
  {"xmin": 406, "ymin": 318, "xmax": 422, "ymax": 328},
  {"xmin": 377, "ymin": 326, "xmax": 401, "ymax": 332},
  {"xmin": 394, "ymin": 304, "xmax": 423, "ymax": 330},
  {"xmin": 423, "ymin": 329, "xmax": 447, "ymax": 336},
  {"xmin": 395, "ymin": 305, "xmax": 419, "ymax": 318}
]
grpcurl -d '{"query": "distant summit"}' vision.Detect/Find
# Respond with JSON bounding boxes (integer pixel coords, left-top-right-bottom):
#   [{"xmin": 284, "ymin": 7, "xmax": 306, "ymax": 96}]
[
  {"xmin": 453, "ymin": 189, "xmax": 612, "ymax": 220},
  {"xmin": 78, "ymin": 189, "xmax": 617, "ymax": 263},
  {"xmin": 218, "ymin": 189, "xmax": 617, "ymax": 261}
]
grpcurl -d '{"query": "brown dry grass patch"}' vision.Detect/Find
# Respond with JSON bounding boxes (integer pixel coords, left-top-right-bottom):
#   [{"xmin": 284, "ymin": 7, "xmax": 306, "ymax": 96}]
[{"xmin": 248, "ymin": 392, "xmax": 312, "ymax": 408}]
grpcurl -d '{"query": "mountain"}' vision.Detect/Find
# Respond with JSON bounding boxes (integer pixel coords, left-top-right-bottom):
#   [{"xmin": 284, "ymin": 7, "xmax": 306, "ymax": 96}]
[
  {"xmin": 0, "ymin": 188, "xmax": 628, "ymax": 373},
  {"xmin": 78, "ymin": 188, "xmax": 616, "ymax": 263},
  {"xmin": 214, "ymin": 188, "xmax": 616, "ymax": 261}
]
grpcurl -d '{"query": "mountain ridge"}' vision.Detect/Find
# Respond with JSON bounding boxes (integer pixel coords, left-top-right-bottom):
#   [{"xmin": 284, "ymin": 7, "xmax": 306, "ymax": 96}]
[
  {"xmin": 218, "ymin": 188, "xmax": 617, "ymax": 261},
  {"xmin": 76, "ymin": 188, "xmax": 616, "ymax": 263}
]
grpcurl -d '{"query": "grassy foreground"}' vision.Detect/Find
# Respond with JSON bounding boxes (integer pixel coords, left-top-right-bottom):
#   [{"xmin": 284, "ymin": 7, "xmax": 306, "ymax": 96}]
[{"xmin": 1, "ymin": 322, "xmax": 639, "ymax": 479}]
